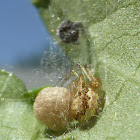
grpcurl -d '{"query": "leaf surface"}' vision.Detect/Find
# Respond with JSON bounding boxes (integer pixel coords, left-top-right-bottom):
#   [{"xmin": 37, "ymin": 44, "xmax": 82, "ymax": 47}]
[
  {"xmin": 0, "ymin": 70, "xmax": 42, "ymax": 140},
  {"xmin": 32, "ymin": 0, "xmax": 140, "ymax": 139},
  {"xmin": 0, "ymin": 0, "xmax": 139, "ymax": 140}
]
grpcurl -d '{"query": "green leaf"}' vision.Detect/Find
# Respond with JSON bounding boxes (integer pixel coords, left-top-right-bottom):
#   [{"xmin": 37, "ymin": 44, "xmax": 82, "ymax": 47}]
[
  {"xmin": 32, "ymin": 0, "xmax": 140, "ymax": 140},
  {"xmin": 0, "ymin": 70, "xmax": 43, "ymax": 139},
  {"xmin": 1, "ymin": 0, "xmax": 139, "ymax": 139}
]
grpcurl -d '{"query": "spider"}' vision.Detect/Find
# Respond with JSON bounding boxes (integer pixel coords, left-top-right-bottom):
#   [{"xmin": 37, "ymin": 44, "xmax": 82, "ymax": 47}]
[
  {"xmin": 33, "ymin": 63, "xmax": 102, "ymax": 131},
  {"xmin": 68, "ymin": 63, "xmax": 101, "ymax": 123}
]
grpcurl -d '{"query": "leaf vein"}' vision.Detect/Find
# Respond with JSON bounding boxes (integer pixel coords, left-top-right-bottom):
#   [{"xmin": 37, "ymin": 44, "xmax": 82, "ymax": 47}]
[{"xmin": 100, "ymin": 32, "xmax": 140, "ymax": 52}]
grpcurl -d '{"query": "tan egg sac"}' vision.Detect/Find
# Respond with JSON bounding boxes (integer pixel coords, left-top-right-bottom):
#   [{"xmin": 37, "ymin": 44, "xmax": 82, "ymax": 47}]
[{"xmin": 33, "ymin": 87, "xmax": 72, "ymax": 131}]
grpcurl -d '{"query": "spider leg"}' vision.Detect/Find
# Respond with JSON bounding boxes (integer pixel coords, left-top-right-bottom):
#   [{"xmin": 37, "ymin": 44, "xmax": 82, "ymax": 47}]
[
  {"xmin": 78, "ymin": 63, "xmax": 100, "ymax": 88},
  {"xmin": 85, "ymin": 67, "xmax": 97, "ymax": 82},
  {"xmin": 86, "ymin": 67, "xmax": 101, "ymax": 88},
  {"xmin": 71, "ymin": 70, "xmax": 79, "ymax": 78},
  {"xmin": 77, "ymin": 63, "xmax": 92, "ymax": 81},
  {"xmin": 71, "ymin": 69, "xmax": 85, "ymax": 91}
]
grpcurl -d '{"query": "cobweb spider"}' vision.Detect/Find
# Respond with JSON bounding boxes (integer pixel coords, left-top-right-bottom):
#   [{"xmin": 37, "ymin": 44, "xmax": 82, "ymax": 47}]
[{"xmin": 68, "ymin": 63, "xmax": 102, "ymax": 123}]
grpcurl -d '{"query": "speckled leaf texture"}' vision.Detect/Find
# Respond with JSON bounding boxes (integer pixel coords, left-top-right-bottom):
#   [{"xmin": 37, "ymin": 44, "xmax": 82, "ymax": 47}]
[
  {"xmin": 32, "ymin": 0, "xmax": 140, "ymax": 139},
  {"xmin": 0, "ymin": 0, "xmax": 139, "ymax": 140},
  {"xmin": 0, "ymin": 70, "xmax": 42, "ymax": 139}
]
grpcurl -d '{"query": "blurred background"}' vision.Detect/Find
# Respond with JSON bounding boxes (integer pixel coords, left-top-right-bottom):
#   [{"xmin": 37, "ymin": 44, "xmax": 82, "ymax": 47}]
[{"xmin": 0, "ymin": 0, "xmax": 71, "ymax": 89}]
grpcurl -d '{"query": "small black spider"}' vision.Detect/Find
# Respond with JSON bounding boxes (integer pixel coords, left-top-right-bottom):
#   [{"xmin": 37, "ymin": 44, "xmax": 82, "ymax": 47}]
[{"xmin": 57, "ymin": 20, "xmax": 85, "ymax": 45}]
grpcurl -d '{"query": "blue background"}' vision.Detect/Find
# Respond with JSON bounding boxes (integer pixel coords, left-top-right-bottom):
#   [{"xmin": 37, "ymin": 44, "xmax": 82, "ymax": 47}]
[
  {"xmin": 0, "ymin": 0, "xmax": 71, "ymax": 89},
  {"xmin": 0, "ymin": 0, "xmax": 50, "ymax": 67}
]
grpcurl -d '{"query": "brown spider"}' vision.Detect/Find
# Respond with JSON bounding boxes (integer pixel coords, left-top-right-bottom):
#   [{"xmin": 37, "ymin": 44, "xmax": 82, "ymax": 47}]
[
  {"xmin": 33, "ymin": 63, "xmax": 102, "ymax": 131},
  {"xmin": 68, "ymin": 63, "xmax": 102, "ymax": 123}
]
